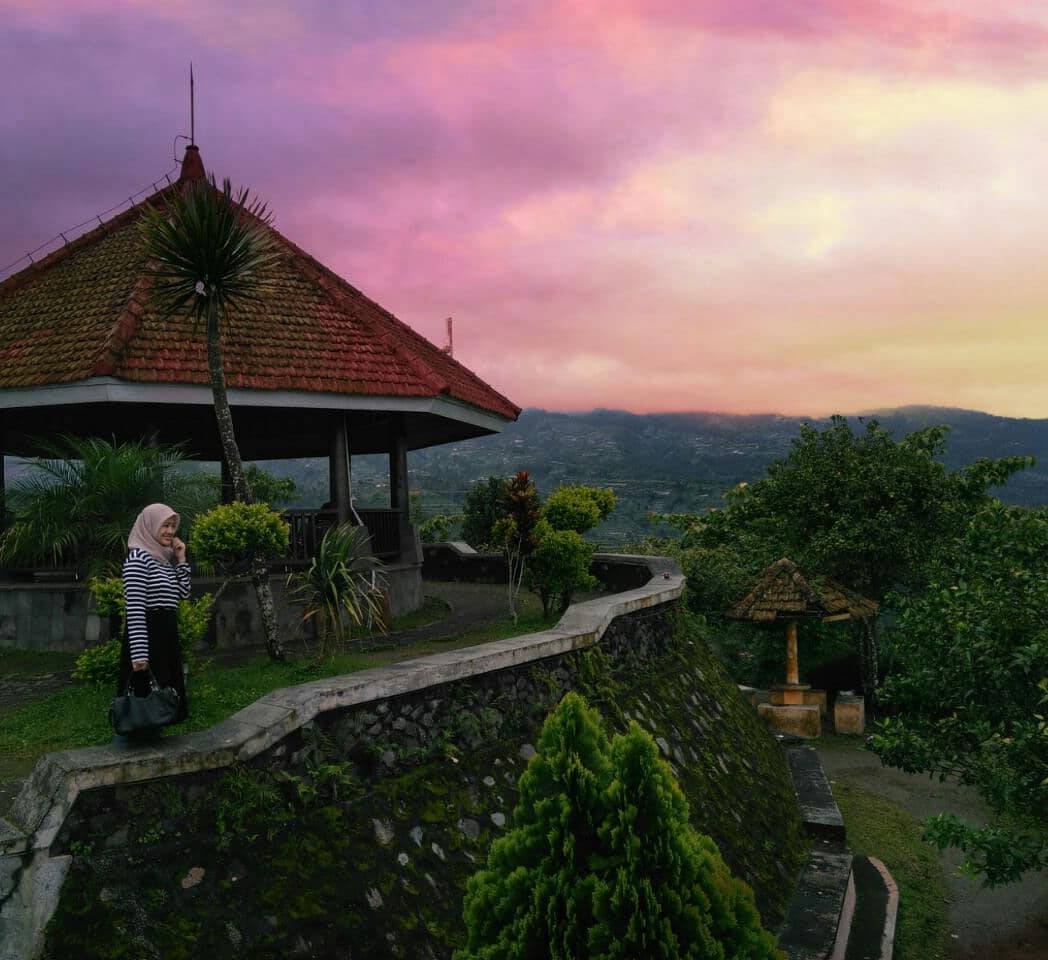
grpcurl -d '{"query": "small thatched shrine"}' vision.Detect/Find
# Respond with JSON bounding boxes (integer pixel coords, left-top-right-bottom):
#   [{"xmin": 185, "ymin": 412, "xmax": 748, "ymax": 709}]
[{"xmin": 727, "ymin": 557, "xmax": 877, "ymax": 736}]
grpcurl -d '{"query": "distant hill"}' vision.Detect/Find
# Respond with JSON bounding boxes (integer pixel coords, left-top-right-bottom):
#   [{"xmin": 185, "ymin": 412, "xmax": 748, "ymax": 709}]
[
  {"xmin": 5, "ymin": 406, "xmax": 1045, "ymax": 548},
  {"xmin": 371, "ymin": 405, "xmax": 1048, "ymax": 546}
]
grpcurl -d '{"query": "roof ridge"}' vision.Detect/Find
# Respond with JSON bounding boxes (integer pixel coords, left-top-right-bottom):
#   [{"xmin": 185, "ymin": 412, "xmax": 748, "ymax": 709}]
[
  {"xmin": 91, "ymin": 272, "xmax": 156, "ymax": 376},
  {"xmin": 0, "ymin": 184, "xmax": 174, "ymax": 301}
]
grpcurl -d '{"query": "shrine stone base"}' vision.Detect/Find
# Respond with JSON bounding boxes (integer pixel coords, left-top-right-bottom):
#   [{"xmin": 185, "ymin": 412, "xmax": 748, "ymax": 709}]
[
  {"xmin": 770, "ymin": 683, "xmax": 810, "ymax": 706},
  {"xmin": 758, "ymin": 702, "xmax": 821, "ymax": 739}
]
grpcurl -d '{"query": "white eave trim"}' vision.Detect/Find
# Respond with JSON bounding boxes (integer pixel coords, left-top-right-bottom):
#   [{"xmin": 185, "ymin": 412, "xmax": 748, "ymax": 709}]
[{"xmin": 0, "ymin": 379, "xmax": 513, "ymax": 433}]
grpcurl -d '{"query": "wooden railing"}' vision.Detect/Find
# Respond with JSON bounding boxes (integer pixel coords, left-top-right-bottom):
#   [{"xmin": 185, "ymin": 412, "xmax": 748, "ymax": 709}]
[
  {"xmin": 355, "ymin": 509, "xmax": 402, "ymax": 558},
  {"xmin": 283, "ymin": 508, "xmax": 402, "ymax": 562}
]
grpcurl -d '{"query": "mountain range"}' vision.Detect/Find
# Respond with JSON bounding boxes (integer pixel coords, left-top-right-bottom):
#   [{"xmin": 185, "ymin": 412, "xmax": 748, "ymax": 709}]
[
  {"xmin": 349, "ymin": 405, "xmax": 1048, "ymax": 546},
  {"xmin": 7, "ymin": 406, "xmax": 1044, "ymax": 548}
]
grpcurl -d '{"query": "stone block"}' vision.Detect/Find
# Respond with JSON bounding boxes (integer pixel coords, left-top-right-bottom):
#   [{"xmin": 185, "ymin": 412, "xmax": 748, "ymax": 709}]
[
  {"xmin": 757, "ymin": 703, "xmax": 821, "ymax": 738},
  {"xmin": 834, "ymin": 695, "xmax": 865, "ymax": 735},
  {"xmin": 803, "ymin": 689, "xmax": 827, "ymax": 717},
  {"xmin": 778, "ymin": 850, "xmax": 853, "ymax": 960}
]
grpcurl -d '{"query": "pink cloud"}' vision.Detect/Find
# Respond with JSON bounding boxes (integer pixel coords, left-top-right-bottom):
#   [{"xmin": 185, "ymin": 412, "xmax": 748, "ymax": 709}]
[{"xmin": 4, "ymin": 0, "xmax": 1048, "ymax": 419}]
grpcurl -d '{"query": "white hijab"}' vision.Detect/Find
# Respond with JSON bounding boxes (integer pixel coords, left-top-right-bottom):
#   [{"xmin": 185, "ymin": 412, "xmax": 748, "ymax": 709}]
[{"xmin": 128, "ymin": 503, "xmax": 179, "ymax": 563}]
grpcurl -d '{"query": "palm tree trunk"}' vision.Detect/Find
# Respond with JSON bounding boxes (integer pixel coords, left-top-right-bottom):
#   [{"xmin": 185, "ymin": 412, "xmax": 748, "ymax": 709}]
[
  {"xmin": 251, "ymin": 553, "xmax": 284, "ymax": 660},
  {"xmin": 206, "ymin": 306, "xmax": 251, "ymax": 503},
  {"xmin": 206, "ymin": 305, "xmax": 284, "ymax": 660}
]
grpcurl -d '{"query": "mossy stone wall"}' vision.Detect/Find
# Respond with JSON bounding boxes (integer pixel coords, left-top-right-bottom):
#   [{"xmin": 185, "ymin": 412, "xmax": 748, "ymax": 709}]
[{"xmin": 43, "ymin": 606, "xmax": 807, "ymax": 959}]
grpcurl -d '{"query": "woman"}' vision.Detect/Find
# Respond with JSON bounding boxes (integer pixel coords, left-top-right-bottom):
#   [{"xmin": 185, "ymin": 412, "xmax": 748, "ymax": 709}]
[{"xmin": 117, "ymin": 503, "xmax": 192, "ymax": 735}]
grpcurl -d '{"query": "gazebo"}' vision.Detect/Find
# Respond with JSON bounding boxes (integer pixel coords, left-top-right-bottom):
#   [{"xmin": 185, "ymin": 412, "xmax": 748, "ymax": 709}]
[
  {"xmin": 726, "ymin": 557, "xmax": 877, "ymax": 737},
  {"xmin": 0, "ymin": 144, "xmax": 520, "ymax": 632}
]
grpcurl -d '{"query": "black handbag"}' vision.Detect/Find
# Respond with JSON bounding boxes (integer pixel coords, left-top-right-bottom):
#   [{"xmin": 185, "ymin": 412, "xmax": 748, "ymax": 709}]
[{"xmin": 109, "ymin": 671, "xmax": 181, "ymax": 735}]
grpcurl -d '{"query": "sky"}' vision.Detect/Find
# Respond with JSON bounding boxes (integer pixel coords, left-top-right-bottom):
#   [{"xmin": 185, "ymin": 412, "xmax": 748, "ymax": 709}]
[{"xmin": 3, "ymin": 0, "xmax": 1048, "ymax": 420}]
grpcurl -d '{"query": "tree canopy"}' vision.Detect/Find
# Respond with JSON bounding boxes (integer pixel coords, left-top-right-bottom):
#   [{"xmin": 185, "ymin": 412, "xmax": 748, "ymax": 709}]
[
  {"xmin": 647, "ymin": 417, "xmax": 1033, "ymax": 695},
  {"xmin": 462, "ymin": 476, "xmax": 511, "ymax": 551},
  {"xmin": 869, "ymin": 502, "xmax": 1048, "ymax": 884}
]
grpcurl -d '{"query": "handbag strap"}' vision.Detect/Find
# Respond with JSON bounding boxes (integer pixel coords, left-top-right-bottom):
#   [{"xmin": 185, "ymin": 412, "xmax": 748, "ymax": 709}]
[{"xmin": 125, "ymin": 668, "xmax": 162, "ymax": 696}]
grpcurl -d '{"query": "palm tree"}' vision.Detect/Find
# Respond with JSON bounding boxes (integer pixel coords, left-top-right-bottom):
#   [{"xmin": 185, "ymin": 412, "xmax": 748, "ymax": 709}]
[
  {"xmin": 139, "ymin": 176, "xmax": 286, "ymax": 658},
  {"xmin": 0, "ymin": 435, "xmax": 215, "ymax": 577}
]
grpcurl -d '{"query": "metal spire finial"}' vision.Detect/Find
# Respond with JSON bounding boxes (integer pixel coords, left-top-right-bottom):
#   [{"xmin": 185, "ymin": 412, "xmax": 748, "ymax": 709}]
[{"xmin": 190, "ymin": 63, "xmax": 195, "ymax": 146}]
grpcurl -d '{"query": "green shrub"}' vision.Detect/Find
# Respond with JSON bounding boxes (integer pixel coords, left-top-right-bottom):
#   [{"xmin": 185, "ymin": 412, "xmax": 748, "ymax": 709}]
[
  {"xmin": 190, "ymin": 501, "xmax": 290, "ymax": 569},
  {"xmin": 542, "ymin": 485, "xmax": 617, "ymax": 535},
  {"xmin": 527, "ymin": 524, "xmax": 598, "ymax": 617},
  {"xmin": 74, "ymin": 590, "xmax": 214, "ymax": 684},
  {"xmin": 88, "ymin": 576, "xmax": 126, "ymax": 619},
  {"xmin": 72, "ymin": 638, "xmax": 121, "ymax": 687},
  {"xmin": 177, "ymin": 593, "xmax": 214, "ymax": 672},
  {"xmin": 418, "ymin": 513, "xmax": 461, "ymax": 543},
  {"xmin": 456, "ymin": 693, "xmax": 783, "ymax": 960},
  {"xmin": 244, "ymin": 466, "xmax": 296, "ymax": 507}
]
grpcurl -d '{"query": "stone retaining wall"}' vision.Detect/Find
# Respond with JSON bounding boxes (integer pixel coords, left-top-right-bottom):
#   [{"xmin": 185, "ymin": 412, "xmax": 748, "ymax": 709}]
[{"xmin": 0, "ymin": 555, "xmax": 808, "ymax": 959}]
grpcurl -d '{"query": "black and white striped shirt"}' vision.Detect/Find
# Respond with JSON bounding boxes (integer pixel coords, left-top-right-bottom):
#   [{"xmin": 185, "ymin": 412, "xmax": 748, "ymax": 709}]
[{"xmin": 123, "ymin": 548, "xmax": 192, "ymax": 663}]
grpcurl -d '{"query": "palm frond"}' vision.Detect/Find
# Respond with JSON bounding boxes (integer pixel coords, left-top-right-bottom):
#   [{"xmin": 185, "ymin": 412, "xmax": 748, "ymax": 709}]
[
  {"xmin": 139, "ymin": 176, "xmax": 281, "ymax": 327},
  {"xmin": 0, "ymin": 436, "xmax": 218, "ymax": 574}
]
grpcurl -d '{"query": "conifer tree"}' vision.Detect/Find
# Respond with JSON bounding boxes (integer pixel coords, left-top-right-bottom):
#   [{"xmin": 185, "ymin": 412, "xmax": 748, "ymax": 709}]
[{"xmin": 456, "ymin": 693, "xmax": 784, "ymax": 960}]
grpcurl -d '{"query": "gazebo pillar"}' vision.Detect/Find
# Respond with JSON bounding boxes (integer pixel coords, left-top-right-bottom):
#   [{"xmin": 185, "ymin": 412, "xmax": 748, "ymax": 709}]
[
  {"xmin": 388, "ymin": 416, "xmax": 414, "ymax": 561},
  {"xmin": 329, "ymin": 416, "xmax": 351, "ymax": 524}
]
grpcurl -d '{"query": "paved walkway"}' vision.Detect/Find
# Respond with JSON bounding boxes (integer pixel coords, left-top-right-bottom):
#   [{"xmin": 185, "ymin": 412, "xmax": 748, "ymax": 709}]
[
  {"xmin": 0, "ymin": 669, "xmax": 74, "ymax": 715},
  {"xmin": 816, "ymin": 735, "xmax": 1048, "ymax": 960}
]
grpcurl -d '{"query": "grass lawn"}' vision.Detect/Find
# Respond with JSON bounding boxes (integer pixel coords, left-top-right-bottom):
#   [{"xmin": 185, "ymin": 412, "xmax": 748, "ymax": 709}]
[
  {"xmin": 0, "ymin": 647, "xmax": 79, "ymax": 677},
  {"xmin": 0, "ymin": 593, "xmax": 557, "ymax": 790},
  {"xmin": 832, "ymin": 775, "xmax": 952, "ymax": 960}
]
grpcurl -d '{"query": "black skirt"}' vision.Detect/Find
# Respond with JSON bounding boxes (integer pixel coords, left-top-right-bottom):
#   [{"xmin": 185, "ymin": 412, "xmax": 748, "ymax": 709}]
[{"xmin": 116, "ymin": 607, "xmax": 189, "ymax": 725}]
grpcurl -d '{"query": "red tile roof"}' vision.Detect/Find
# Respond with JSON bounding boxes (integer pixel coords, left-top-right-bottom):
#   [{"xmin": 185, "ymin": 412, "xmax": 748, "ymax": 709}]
[{"xmin": 0, "ymin": 155, "xmax": 520, "ymax": 423}]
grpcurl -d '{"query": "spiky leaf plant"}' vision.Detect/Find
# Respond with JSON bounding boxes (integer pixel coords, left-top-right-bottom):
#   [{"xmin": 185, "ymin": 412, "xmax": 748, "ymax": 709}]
[{"xmin": 285, "ymin": 523, "xmax": 387, "ymax": 655}]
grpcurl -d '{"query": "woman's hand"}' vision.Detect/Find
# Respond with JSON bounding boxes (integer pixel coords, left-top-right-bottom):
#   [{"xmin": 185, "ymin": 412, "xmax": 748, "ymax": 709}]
[
  {"xmin": 132, "ymin": 659, "xmax": 149, "ymax": 672},
  {"xmin": 172, "ymin": 537, "xmax": 187, "ymax": 564}
]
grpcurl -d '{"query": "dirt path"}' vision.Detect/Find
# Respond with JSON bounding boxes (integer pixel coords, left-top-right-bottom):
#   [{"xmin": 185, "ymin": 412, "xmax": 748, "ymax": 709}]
[{"xmin": 816, "ymin": 736, "xmax": 1048, "ymax": 960}]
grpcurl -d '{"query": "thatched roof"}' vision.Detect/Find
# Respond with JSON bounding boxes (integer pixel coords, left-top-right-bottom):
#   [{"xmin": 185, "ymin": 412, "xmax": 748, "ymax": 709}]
[{"xmin": 725, "ymin": 557, "xmax": 878, "ymax": 624}]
